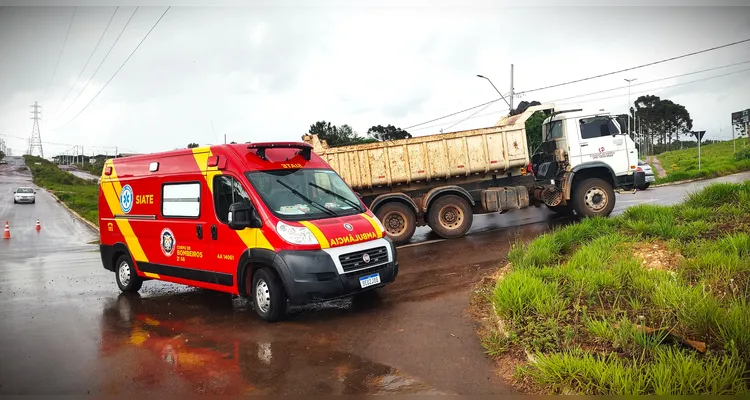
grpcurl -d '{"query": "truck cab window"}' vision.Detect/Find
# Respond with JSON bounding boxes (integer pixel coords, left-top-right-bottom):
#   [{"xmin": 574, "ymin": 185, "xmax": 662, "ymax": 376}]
[
  {"xmin": 580, "ymin": 116, "xmax": 620, "ymax": 139},
  {"xmin": 545, "ymin": 120, "xmax": 564, "ymax": 140},
  {"xmin": 213, "ymin": 175, "xmax": 252, "ymax": 224}
]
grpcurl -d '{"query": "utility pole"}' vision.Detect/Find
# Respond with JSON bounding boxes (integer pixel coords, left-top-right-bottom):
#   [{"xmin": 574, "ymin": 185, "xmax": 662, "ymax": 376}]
[
  {"xmin": 624, "ymin": 78, "xmax": 637, "ymax": 136},
  {"xmin": 509, "ymin": 64, "xmax": 515, "ymax": 111},
  {"xmin": 29, "ymin": 102, "xmax": 44, "ymax": 158}
]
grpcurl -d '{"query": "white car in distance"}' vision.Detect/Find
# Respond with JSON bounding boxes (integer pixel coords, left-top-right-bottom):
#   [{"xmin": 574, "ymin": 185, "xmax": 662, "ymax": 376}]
[{"xmin": 13, "ymin": 187, "xmax": 36, "ymax": 204}]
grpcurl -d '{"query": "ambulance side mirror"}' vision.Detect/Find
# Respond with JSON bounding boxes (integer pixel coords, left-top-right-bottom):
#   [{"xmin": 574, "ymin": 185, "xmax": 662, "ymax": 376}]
[{"xmin": 227, "ymin": 201, "xmax": 262, "ymax": 230}]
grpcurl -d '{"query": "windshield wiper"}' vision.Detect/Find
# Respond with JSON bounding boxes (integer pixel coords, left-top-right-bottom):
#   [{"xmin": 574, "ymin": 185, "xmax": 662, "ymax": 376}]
[
  {"xmin": 308, "ymin": 182, "xmax": 364, "ymax": 213},
  {"xmin": 276, "ymin": 179, "xmax": 338, "ymax": 217}
]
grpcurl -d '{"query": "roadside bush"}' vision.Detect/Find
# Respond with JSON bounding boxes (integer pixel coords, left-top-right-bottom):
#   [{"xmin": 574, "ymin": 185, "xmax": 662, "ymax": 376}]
[{"xmin": 734, "ymin": 147, "xmax": 750, "ymax": 161}]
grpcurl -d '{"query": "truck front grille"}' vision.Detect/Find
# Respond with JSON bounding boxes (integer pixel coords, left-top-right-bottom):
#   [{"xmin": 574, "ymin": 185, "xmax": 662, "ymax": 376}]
[{"xmin": 339, "ymin": 246, "xmax": 389, "ymax": 273}]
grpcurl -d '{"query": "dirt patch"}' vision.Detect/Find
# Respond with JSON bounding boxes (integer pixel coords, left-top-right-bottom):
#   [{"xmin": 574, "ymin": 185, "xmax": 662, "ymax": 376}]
[
  {"xmin": 632, "ymin": 240, "xmax": 684, "ymax": 271},
  {"xmin": 468, "ymin": 263, "xmax": 538, "ymax": 394}
]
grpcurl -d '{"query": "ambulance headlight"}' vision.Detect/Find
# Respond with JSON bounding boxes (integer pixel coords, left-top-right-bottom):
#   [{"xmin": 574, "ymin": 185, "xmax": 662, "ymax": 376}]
[
  {"xmin": 276, "ymin": 221, "xmax": 319, "ymax": 245},
  {"xmin": 372, "ymin": 215, "xmax": 385, "ymax": 234}
]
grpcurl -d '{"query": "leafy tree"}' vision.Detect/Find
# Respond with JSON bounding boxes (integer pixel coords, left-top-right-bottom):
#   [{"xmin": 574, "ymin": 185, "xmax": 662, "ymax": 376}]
[
  {"xmin": 633, "ymin": 95, "xmax": 693, "ymax": 154},
  {"xmin": 187, "ymin": 143, "xmax": 199, "ymax": 148},
  {"xmin": 367, "ymin": 125, "xmax": 412, "ymax": 141},
  {"xmin": 307, "ymin": 121, "xmax": 375, "ymax": 147},
  {"xmin": 525, "ymin": 110, "xmax": 547, "ymax": 155}
]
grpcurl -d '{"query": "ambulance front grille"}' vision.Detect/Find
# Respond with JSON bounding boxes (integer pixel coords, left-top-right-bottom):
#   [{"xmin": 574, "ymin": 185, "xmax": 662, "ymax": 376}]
[{"xmin": 339, "ymin": 246, "xmax": 389, "ymax": 273}]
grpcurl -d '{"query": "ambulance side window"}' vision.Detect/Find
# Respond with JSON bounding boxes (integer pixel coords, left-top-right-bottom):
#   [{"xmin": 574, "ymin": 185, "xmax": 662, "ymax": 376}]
[{"xmin": 213, "ymin": 175, "xmax": 252, "ymax": 224}]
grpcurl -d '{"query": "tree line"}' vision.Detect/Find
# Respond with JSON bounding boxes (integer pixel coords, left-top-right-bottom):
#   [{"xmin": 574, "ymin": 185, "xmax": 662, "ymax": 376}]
[{"xmin": 306, "ymin": 121, "xmax": 412, "ymax": 147}]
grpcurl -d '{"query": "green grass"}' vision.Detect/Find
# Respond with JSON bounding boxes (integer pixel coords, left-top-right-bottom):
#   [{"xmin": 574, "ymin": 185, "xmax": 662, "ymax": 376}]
[
  {"xmin": 23, "ymin": 155, "xmax": 100, "ymax": 226},
  {"xmin": 654, "ymin": 138, "xmax": 750, "ymax": 184},
  {"xmin": 486, "ymin": 180, "xmax": 750, "ymax": 395}
]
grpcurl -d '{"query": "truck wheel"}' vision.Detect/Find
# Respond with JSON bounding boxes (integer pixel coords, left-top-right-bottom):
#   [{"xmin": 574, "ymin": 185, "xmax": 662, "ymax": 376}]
[
  {"xmin": 571, "ymin": 178, "xmax": 616, "ymax": 218},
  {"xmin": 427, "ymin": 195, "xmax": 473, "ymax": 239},
  {"xmin": 375, "ymin": 202, "xmax": 416, "ymax": 245},
  {"xmin": 251, "ymin": 267, "xmax": 287, "ymax": 322},
  {"xmin": 115, "ymin": 254, "xmax": 143, "ymax": 293}
]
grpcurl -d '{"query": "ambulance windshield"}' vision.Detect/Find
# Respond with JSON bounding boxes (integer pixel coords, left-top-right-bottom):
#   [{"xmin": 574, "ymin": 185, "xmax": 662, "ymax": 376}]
[{"xmin": 246, "ymin": 169, "xmax": 364, "ymax": 221}]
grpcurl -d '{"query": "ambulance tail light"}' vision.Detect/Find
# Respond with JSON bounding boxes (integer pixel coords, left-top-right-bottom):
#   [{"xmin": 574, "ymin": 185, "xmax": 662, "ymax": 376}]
[
  {"xmin": 207, "ymin": 155, "xmax": 227, "ymax": 170},
  {"xmin": 248, "ymin": 142, "xmax": 312, "ymax": 161},
  {"xmin": 104, "ymin": 166, "xmax": 112, "ymax": 176}
]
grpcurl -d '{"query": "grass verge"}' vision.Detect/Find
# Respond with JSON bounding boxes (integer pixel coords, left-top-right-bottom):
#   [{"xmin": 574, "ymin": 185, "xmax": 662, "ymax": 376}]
[
  {"xmin": 476, "ymin": 180, "xmax": 750, "ymax": 395},
  {"xmin": 654, "ymin": 138, "xmax": 750, "ymax": 185},
  {"xmin": 24, "ymin": 155, "xmax": 99, "ymax": 225}
]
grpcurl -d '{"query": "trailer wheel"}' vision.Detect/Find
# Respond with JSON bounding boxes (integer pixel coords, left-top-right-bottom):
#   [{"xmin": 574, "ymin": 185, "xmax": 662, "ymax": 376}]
[
  {"xmin": 571, "ymin": 178, "xmax": 616, "ymax": 218},
  {"xmin": 375, "ymin": 202, "xmax": 416, "ymax": 245},
  {"xmin": 427, "ymin": 195, "xmax": 473, "ymax": 239}
]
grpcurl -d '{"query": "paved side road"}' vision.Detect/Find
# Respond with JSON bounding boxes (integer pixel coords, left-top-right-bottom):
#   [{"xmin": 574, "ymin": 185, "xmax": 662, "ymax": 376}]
[{"xmin": 1, "ymin": 155, "xmax": 748, "ymax": 395}]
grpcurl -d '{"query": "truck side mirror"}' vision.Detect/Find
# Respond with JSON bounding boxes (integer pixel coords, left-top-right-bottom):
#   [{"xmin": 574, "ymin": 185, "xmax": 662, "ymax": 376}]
[{"xmin": 227, "ymin": 201, "xmax": 263, "ymax": 230}]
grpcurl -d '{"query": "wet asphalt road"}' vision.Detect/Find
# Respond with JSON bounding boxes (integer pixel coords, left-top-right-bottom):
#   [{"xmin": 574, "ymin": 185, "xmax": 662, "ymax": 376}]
[{"xmin": 1, "ymin": 154, "xmax": 749, "ymax": 395}]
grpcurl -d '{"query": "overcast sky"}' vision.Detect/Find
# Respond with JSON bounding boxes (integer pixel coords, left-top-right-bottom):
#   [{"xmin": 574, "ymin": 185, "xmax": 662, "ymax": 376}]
[{"xmin": 1, "ymin": 2, "xmax": 749, "ymax": 157}]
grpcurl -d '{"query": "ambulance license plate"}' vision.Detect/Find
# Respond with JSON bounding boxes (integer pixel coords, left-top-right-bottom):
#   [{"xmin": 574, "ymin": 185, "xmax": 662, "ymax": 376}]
[{"xmin": 359, "ymin": 273, "xmax": 381, "ymax": 288}]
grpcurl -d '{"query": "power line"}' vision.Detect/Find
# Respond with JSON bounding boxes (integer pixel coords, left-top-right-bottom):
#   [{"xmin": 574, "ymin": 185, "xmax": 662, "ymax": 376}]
[
  {"xmin": 515, "ymin": 37, "xmax": 750, "ymax": 95},
  {"xmin": 555, "ymin": 66, "xmax": 750, "ymax": 106},
  {"xmin": 549, "ymin": 60, "xmax": 750, "ymax": 104},
  {"xmin": 404, "ymin": 97, "xmax": 503, "ymax": 130},
  {"xmin": 42, "ymin": 6, "xmax": 78, "ymax": 102},
  {"xmin": 57, "ymin": 7, "xmax": 119, "ymax": 109},
  {"xmin": 414, "ymin": 65, "xmax": 750, "ymax": 133},
  {"xmin": 405, "ymin": 39, "xmax": 750, "ymax": 131},
  {"xmin": 55, "ymin": 6, "xmax": 140, "ymax": 121},
  {"xmin": 57, "ymin": 6, "xmax": 171, "ymax": 130},
  {"xmin": 443, "ymin": 93, "xmax": 509, "ymax": 131}
]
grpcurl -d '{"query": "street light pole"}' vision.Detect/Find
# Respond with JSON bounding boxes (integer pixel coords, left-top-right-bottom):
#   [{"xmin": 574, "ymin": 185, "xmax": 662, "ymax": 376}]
[
  {"xmin": 624, "ymin": 78, "xmax": 637, "ymax": 136},
  {"xmin": 476, "ymin": 74, "xmax": 511, "ymax": 108}
]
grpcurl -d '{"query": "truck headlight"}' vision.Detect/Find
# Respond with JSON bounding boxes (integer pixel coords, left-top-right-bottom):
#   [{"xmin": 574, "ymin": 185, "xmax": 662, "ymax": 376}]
[{"xmin": 276, "ymin": 221, "xmax": 319, "ymax": 245}]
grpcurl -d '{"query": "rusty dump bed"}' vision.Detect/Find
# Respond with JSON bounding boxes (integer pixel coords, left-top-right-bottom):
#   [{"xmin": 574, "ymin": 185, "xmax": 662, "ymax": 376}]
[{"xmin": 303, "ymin": 105, "xmax": 550, "ymax": 190}]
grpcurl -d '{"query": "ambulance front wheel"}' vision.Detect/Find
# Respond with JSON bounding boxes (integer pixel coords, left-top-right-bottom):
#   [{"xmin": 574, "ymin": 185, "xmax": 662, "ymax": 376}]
[
  {"xmin": 115, "ymin": 254, "xmax": 143, "ymax": 293},
  {"xmin": 251, "ymin": 267, "xmax": 287, "ymax": 322}
]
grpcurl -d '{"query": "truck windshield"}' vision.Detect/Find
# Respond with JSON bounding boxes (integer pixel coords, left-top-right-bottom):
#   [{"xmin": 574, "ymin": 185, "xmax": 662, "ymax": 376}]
[
  {"xmin": 544, "ymin": 120, "xmax": 564, "ymax": 141},
  {"xmin": 245, "ymin": 168, "xmax": 364, "ymax": 221}
]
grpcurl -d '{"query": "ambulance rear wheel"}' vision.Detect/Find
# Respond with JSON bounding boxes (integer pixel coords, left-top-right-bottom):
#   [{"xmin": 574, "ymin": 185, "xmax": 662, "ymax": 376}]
[
  {"xmin": 251, "ymin": 268, "xmax": 287, "ymax": 322},
  {"xmin": 115, "ymin": 254, "xmax": 143, "ymax": 293}
]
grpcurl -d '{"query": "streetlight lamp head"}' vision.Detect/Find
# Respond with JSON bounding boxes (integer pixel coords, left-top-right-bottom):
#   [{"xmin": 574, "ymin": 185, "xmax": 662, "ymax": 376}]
[{"xmin": 477, "ymin": 74, "xmax": 485, "ymax": 78}]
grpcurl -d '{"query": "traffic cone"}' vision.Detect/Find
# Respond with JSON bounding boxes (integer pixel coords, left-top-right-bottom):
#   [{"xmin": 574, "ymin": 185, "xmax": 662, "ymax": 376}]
[
  {"xmin": 35, "ymin": 219, "xmax": 41, "ymax": 232},
  {"xmin": 2, "ymin": 221, "xmax": 10, "ymax": 239}
]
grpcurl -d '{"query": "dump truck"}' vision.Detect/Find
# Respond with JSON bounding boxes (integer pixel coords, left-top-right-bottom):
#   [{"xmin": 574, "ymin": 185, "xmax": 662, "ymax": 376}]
[{"xmin": 303, "ymin": 103, "xmax": 645, "ymax": 244}]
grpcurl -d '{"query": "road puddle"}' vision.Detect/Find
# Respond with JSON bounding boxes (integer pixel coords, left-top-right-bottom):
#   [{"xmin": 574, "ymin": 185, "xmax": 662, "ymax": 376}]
[{"xmin": 96, "ymin": 293, "xmax": 441, "ymax": 395}]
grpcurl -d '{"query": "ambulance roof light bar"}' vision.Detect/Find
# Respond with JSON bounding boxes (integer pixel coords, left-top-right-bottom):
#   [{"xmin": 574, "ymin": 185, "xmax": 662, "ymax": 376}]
[{"xmin": 247, "ymin": 142, "xmax": 313, "ymax": 161}]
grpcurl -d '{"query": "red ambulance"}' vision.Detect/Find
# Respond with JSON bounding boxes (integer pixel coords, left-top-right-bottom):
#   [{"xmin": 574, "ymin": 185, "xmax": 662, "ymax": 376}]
[{"xmin": 98, "ymin": 142, "xmax": 398, "ymax": 321}]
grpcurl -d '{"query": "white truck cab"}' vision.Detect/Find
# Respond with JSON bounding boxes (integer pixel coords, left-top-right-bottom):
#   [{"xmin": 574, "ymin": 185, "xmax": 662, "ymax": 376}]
[{"xmin": 531, "ymin": 106, "xmax": 645, "ymax": 217}]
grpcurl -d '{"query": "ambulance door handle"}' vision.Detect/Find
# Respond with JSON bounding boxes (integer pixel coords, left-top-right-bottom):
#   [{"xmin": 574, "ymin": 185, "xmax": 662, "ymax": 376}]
[
  {"xmin": 211, "ymin": 224, "xmax": 218, "ymax": 240},
  {"xmin": 196, "ymin": 224, "xmax": 203, "ymax": 240}
]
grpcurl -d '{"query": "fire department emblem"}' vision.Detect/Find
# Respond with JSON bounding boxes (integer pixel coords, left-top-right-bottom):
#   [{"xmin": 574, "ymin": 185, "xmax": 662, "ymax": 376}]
[
  {"xmin": 160, "ymin": 228, "xmax": 175, "ymax": 257},
  {"xmin": 343, "ymin": 223, "xmax": 354, "ymax": 231}
]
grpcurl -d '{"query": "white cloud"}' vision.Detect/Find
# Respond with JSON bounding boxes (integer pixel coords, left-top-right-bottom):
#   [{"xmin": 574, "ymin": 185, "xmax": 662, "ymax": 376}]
[{"xmin": 0, "ymin": 5, "xmax": 749, "ymax": 157}]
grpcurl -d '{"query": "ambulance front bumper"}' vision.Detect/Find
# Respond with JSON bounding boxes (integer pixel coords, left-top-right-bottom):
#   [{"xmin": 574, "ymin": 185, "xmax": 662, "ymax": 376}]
[{"xmin": 273, "ymin": 237, "xmax": 399, "ymax": 305}]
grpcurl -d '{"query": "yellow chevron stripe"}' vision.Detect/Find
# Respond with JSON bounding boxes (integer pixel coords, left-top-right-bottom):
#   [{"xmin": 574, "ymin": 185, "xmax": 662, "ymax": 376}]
[
  {"xmin": 190, "ymin": 147, "xmax": 274, "ymax": 251},
  {"xmin": 100, "ymin": 160, "xmax": 149, "ymax": 262},
  {"xmin": 143, "ymin": 272, "xmax": 160, "ymax": 279},
  {"xmin": 360, "ymin": 213, "xmax": 384, "ymax": 238},
  {"xmin": 299, "ymin": 221, "xmax": 330, "ymax": 249}
]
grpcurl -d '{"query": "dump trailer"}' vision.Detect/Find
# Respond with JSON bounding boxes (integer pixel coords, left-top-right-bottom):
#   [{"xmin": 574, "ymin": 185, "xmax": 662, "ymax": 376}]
[{"xmin": 303, "ymin": 103, "xmax": 645, "ymax": 244}]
